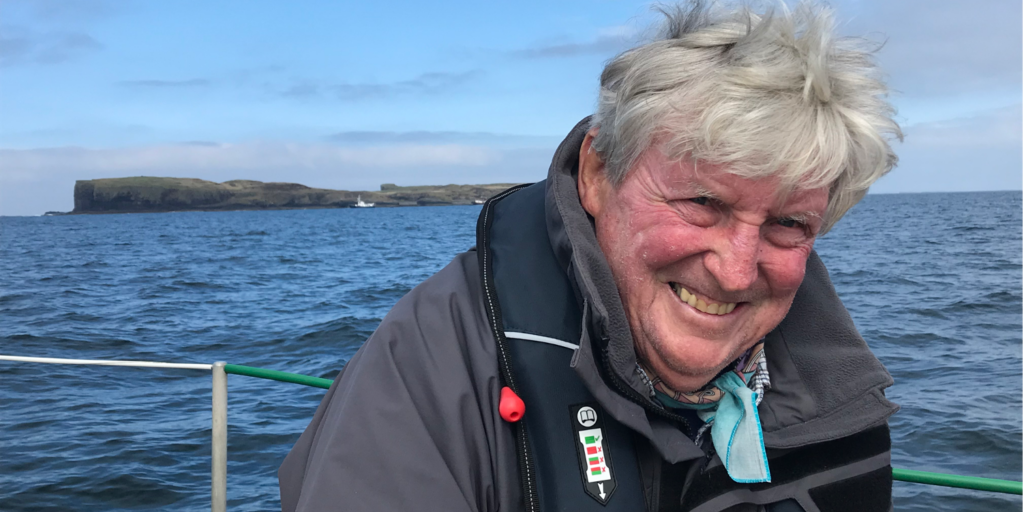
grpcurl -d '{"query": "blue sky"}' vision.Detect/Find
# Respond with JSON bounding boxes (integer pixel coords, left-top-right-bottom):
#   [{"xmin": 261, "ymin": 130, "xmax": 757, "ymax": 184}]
[{"xmin": 1, "ymin": 0, "xmax": 1020, "ymax": 215}]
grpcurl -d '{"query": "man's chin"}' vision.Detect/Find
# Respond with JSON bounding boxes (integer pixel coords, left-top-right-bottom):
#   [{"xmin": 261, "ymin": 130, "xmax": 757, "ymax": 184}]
[{"xmin": 648, "ymin": 334, "xmax": 750, "ymax": 390}]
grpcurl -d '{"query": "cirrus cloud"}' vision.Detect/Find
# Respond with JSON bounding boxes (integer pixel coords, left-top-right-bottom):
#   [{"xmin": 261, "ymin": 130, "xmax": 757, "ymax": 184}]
[
  {"xmin": 0, "ymin": 141, "xmax": 499, "ymax": 181},
  {"xmin": 0, "ymin": 27, "xmax": 102, "ymax": 66}
]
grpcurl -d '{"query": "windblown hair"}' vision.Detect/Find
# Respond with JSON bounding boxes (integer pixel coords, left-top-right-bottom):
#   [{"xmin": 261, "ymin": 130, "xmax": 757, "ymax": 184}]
[{"xmin": 591, "ymin": 1, "xmax": 902, "ymax": 233}]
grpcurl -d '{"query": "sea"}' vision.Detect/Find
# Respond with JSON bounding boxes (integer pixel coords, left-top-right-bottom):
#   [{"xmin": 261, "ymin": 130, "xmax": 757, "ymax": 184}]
[{"xmin": 1, "ymin": 190, "xmax": 1020, "ymax": 511}]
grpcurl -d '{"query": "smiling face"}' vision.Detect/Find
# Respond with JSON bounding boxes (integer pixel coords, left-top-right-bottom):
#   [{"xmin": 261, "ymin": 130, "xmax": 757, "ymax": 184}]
[{"xmin": 578, "ymin": 130, "xmax": 830, "ymax": 392}]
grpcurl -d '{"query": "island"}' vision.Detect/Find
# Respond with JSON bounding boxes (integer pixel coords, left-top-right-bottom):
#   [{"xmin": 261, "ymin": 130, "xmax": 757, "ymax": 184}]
[{"xmin": 71, "ymin": 177, "xmax": 520, "ymax": 214}]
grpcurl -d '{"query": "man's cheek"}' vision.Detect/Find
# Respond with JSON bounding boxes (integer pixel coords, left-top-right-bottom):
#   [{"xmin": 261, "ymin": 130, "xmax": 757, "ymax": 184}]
[
  {"xmin": 638, "ymin": 229, "xmax": 702, "ymax": 267},
  {"xmin": 762, "ymin": 250, "xmax": 812, "ymax": 288}
]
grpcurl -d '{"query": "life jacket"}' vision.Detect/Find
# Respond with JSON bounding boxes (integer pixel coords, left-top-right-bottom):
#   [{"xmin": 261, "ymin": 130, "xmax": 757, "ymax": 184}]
[{"xmin": 476, "ymin": 182, "xmax": 893, "ymax": 512}]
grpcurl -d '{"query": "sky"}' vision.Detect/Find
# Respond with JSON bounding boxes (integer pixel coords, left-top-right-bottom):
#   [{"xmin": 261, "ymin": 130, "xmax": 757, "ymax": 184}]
[{"xmin": 0, "ymin": 0, "xmax": 1021, "ymax": 216}]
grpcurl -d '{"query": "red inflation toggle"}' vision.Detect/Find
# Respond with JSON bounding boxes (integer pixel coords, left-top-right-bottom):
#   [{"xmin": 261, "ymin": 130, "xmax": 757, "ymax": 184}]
[{"xmin": 499, "ymin": 386, "xmax": 525, "ymax": 423}]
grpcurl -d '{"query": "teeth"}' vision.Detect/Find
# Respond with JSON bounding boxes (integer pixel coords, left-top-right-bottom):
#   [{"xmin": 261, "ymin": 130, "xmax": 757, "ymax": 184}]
[{"xmin": 673, "ymin": 284, "xmax": 737, "ymax": 316}]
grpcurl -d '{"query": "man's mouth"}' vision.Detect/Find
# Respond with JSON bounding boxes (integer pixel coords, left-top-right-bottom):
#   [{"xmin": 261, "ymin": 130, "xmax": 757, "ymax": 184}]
[{"xmin": 669, "ymin": 282, "xmax": 737, "ymax": 315}]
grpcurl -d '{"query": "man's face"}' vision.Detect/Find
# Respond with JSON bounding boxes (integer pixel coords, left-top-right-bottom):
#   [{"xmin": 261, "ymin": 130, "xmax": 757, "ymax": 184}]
[{"xmin": 578, "ymin": 132, "xmax": 829, "ymax": 392}]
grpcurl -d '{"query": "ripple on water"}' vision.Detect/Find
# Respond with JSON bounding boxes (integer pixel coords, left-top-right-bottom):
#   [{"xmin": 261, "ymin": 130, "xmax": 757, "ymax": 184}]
[{"xmin": 0, "ymin": 195, "xmax": 1019, "ymax": 511}]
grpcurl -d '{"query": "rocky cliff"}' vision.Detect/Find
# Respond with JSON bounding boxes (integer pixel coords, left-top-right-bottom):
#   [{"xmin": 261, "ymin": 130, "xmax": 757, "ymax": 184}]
[{"xmin": 72, "ymin": 177, "xmax": 518, "ymax": 213}]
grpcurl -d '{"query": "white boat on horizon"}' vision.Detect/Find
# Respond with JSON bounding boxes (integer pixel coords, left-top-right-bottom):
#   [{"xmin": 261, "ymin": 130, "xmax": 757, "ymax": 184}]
[{"xmin": 350, "ymin": 195, "xmax": 375, "ymax": 208}]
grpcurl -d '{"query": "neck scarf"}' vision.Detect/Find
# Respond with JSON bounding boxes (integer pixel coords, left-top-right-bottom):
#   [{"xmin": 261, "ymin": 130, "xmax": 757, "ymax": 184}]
[{"xmin": 636, "ymin": 340, "xmax": 772, "ymax": 483}]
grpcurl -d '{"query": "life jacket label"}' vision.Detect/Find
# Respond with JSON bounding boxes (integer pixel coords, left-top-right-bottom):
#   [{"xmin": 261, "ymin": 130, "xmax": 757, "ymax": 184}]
[{"xmin": 570, "ymin": 403, "xmax": 617, "ymax": 505}]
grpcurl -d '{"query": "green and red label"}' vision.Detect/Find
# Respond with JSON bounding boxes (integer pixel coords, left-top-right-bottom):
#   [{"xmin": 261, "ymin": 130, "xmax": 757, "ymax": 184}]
[
  {"xmin": 579, "ymin": 429, "xmax": 610, "ymax": 481},
  {"xmin": 570, "ymin": 403, "xmax": 616, "ymax": 504}
]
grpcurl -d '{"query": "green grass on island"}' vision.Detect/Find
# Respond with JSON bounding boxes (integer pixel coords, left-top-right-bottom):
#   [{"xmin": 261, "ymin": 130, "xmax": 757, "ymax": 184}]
[{"xmin": 72, "ymin": 177, "xmax": 519, "ymax": 213}]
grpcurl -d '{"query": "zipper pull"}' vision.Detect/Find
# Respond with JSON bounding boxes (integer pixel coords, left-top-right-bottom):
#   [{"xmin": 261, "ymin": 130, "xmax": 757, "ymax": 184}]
[{"xmin": 499, "ymin": 386, "xmax": 525, "ymax": 422}]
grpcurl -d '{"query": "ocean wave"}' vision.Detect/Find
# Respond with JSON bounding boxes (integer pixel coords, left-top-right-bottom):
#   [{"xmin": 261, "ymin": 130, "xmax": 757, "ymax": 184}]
[{"xmin": 0, "ymin": 196, "xmax": 1018, "ymax": 511}]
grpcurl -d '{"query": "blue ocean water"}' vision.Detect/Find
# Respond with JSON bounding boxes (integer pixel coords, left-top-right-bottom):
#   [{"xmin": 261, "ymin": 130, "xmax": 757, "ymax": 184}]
[{"xmin": 1, "ymin": 191, "xmax": 1020, "ymax": 511}]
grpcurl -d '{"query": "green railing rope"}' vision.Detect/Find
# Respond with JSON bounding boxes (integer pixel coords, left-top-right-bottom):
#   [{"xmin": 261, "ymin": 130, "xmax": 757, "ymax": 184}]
[
  {"xmin": 224, "ymin": 364, "xmax": 1023, "ymax": 496},
  {"xmin": 224, "ymin": 364, "xmax": 332, "ymax": 389},
  {"xmin": 892, "ymin": 468, "xmax": 1021, "ymax": 495}
]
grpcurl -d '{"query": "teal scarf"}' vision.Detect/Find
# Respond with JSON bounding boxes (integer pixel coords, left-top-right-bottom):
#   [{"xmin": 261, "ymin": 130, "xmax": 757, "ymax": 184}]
[{"xmin": 639, "ymin": 341, "xmax": 771, "ymax": 483}]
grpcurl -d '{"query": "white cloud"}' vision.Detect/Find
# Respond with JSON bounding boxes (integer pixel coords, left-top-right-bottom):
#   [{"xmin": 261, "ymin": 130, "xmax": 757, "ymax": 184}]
[
  {"xmin": 902, "ymin": 105, "xmax": 1022, "ymax": 149},
  {"xmin": 873, "ymin": 105, "xmax": 1022, "ymax": 194},
  {"xmin": 0, "ymin": 27, "xmax": 103, "ymax": 66},
  {"xmin": 513, "ymin": 23, "xmax": 641, "ymax": 59},
  {"xmin": 837, "ymin": 0, "xmax": 1021, "ymax": 98},
  {"xmin": 0, "ymin": 141, "xmax": 499, "ymax": 180}
]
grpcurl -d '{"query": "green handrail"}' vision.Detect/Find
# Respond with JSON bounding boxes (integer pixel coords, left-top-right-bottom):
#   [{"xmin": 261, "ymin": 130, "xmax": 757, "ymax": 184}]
[
  {"xmin": 223, "ymin": 364, "xmax": 1023, "ymax": 496},
  {"xmin": 224, "ymin": 364, "xmax": 332, "ymax": 389},
  {"xmin": 892, "ymin": 468, "xmax": 1021, "ymax": 495}
]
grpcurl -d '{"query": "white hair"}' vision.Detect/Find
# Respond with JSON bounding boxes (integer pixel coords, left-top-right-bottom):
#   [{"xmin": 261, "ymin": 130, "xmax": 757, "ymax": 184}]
[{"xmin": 590, "ymin": 1, "xmax": 902, "ymax": 232}]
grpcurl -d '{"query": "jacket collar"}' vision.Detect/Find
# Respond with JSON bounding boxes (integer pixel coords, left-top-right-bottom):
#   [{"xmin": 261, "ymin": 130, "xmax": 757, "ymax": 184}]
[{"xmin": 542, "ymin": 118, "xmax": 898, "ymax": 462}]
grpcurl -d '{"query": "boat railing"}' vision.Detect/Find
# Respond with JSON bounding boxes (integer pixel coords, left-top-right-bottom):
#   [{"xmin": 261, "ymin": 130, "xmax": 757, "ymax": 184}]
[{"xmin": 1, "ymin": 354, "xmax": 1021, "ymax": 512}]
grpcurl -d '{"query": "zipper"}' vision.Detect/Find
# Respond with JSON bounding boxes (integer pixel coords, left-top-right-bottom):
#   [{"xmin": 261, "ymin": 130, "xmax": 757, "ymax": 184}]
[
  {"xmin": 481, "ymin": 183, "xmax": 696, "ymax": 511},
  {"xmin": 476, "ymin": 184, "xmax": 540, "ymax": 512}
]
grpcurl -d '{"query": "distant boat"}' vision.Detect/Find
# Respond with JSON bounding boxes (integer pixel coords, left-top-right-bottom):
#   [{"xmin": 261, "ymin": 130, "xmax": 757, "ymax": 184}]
[
  {"xmin": 350, "ymin": 195, "xmax": 375, "ymax": 208},
  {"xmin": 474, "ymin": 199, "xmax": 485, "ymax": 205}
]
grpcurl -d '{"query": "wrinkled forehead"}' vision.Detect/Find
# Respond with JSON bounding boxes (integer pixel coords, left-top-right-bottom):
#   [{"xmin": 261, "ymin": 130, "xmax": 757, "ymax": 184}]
[{"xmin": 643, "ymin": 146, "xmax": 830, "ymax": 216}]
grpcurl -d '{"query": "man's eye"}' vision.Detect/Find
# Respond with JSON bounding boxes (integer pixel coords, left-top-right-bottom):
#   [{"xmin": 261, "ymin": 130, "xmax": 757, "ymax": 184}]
[
  {"xmin": 776, "ymin": 218, "xmax": 801, "ymax": 228},
  {"xmin": 690, "ymin": 196, "xmax": 710, "ymax": 206}
]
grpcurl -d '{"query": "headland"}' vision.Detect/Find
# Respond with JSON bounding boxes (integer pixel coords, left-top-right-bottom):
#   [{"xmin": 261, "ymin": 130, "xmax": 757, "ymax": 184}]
[{"xmin": 71, "ymin": 177, "xmax": 518, "ymax": 214}]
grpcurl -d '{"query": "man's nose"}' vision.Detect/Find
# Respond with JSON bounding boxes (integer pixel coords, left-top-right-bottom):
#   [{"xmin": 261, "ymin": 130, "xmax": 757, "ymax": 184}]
[{"xmin": 705, "ymin": 223, "xmax": 760, "ymax": 292}]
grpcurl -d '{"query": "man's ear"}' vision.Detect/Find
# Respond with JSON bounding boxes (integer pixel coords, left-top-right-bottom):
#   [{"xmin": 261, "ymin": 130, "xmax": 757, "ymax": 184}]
[{"xmin": 578, "ymin": 128, "xmax": 609, "ymax": 218}]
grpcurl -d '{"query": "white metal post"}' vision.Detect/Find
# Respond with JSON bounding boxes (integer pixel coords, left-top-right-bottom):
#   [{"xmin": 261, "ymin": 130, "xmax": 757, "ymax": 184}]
[{"xmin": 212, "ymin": 362, "xmax": 227, "ymax": 512}]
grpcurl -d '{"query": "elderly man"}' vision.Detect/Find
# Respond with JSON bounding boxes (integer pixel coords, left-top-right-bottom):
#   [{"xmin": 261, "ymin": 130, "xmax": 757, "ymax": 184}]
[{"xmin": 280, "ymin": 3, "xmax": 902, "ymax": 511}]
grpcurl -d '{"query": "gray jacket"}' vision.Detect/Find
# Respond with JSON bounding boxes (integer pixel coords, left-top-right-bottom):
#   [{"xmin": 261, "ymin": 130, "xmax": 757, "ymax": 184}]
[{"xmin": 279, "ymin": 119, "xmax": 899, "ymax": 511}]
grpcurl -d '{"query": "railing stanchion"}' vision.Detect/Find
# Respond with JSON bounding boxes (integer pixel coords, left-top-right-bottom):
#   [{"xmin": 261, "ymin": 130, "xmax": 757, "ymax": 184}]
[{"xmin": 212, "ymin": 362, "xmax": 228, "ymax": 512}]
